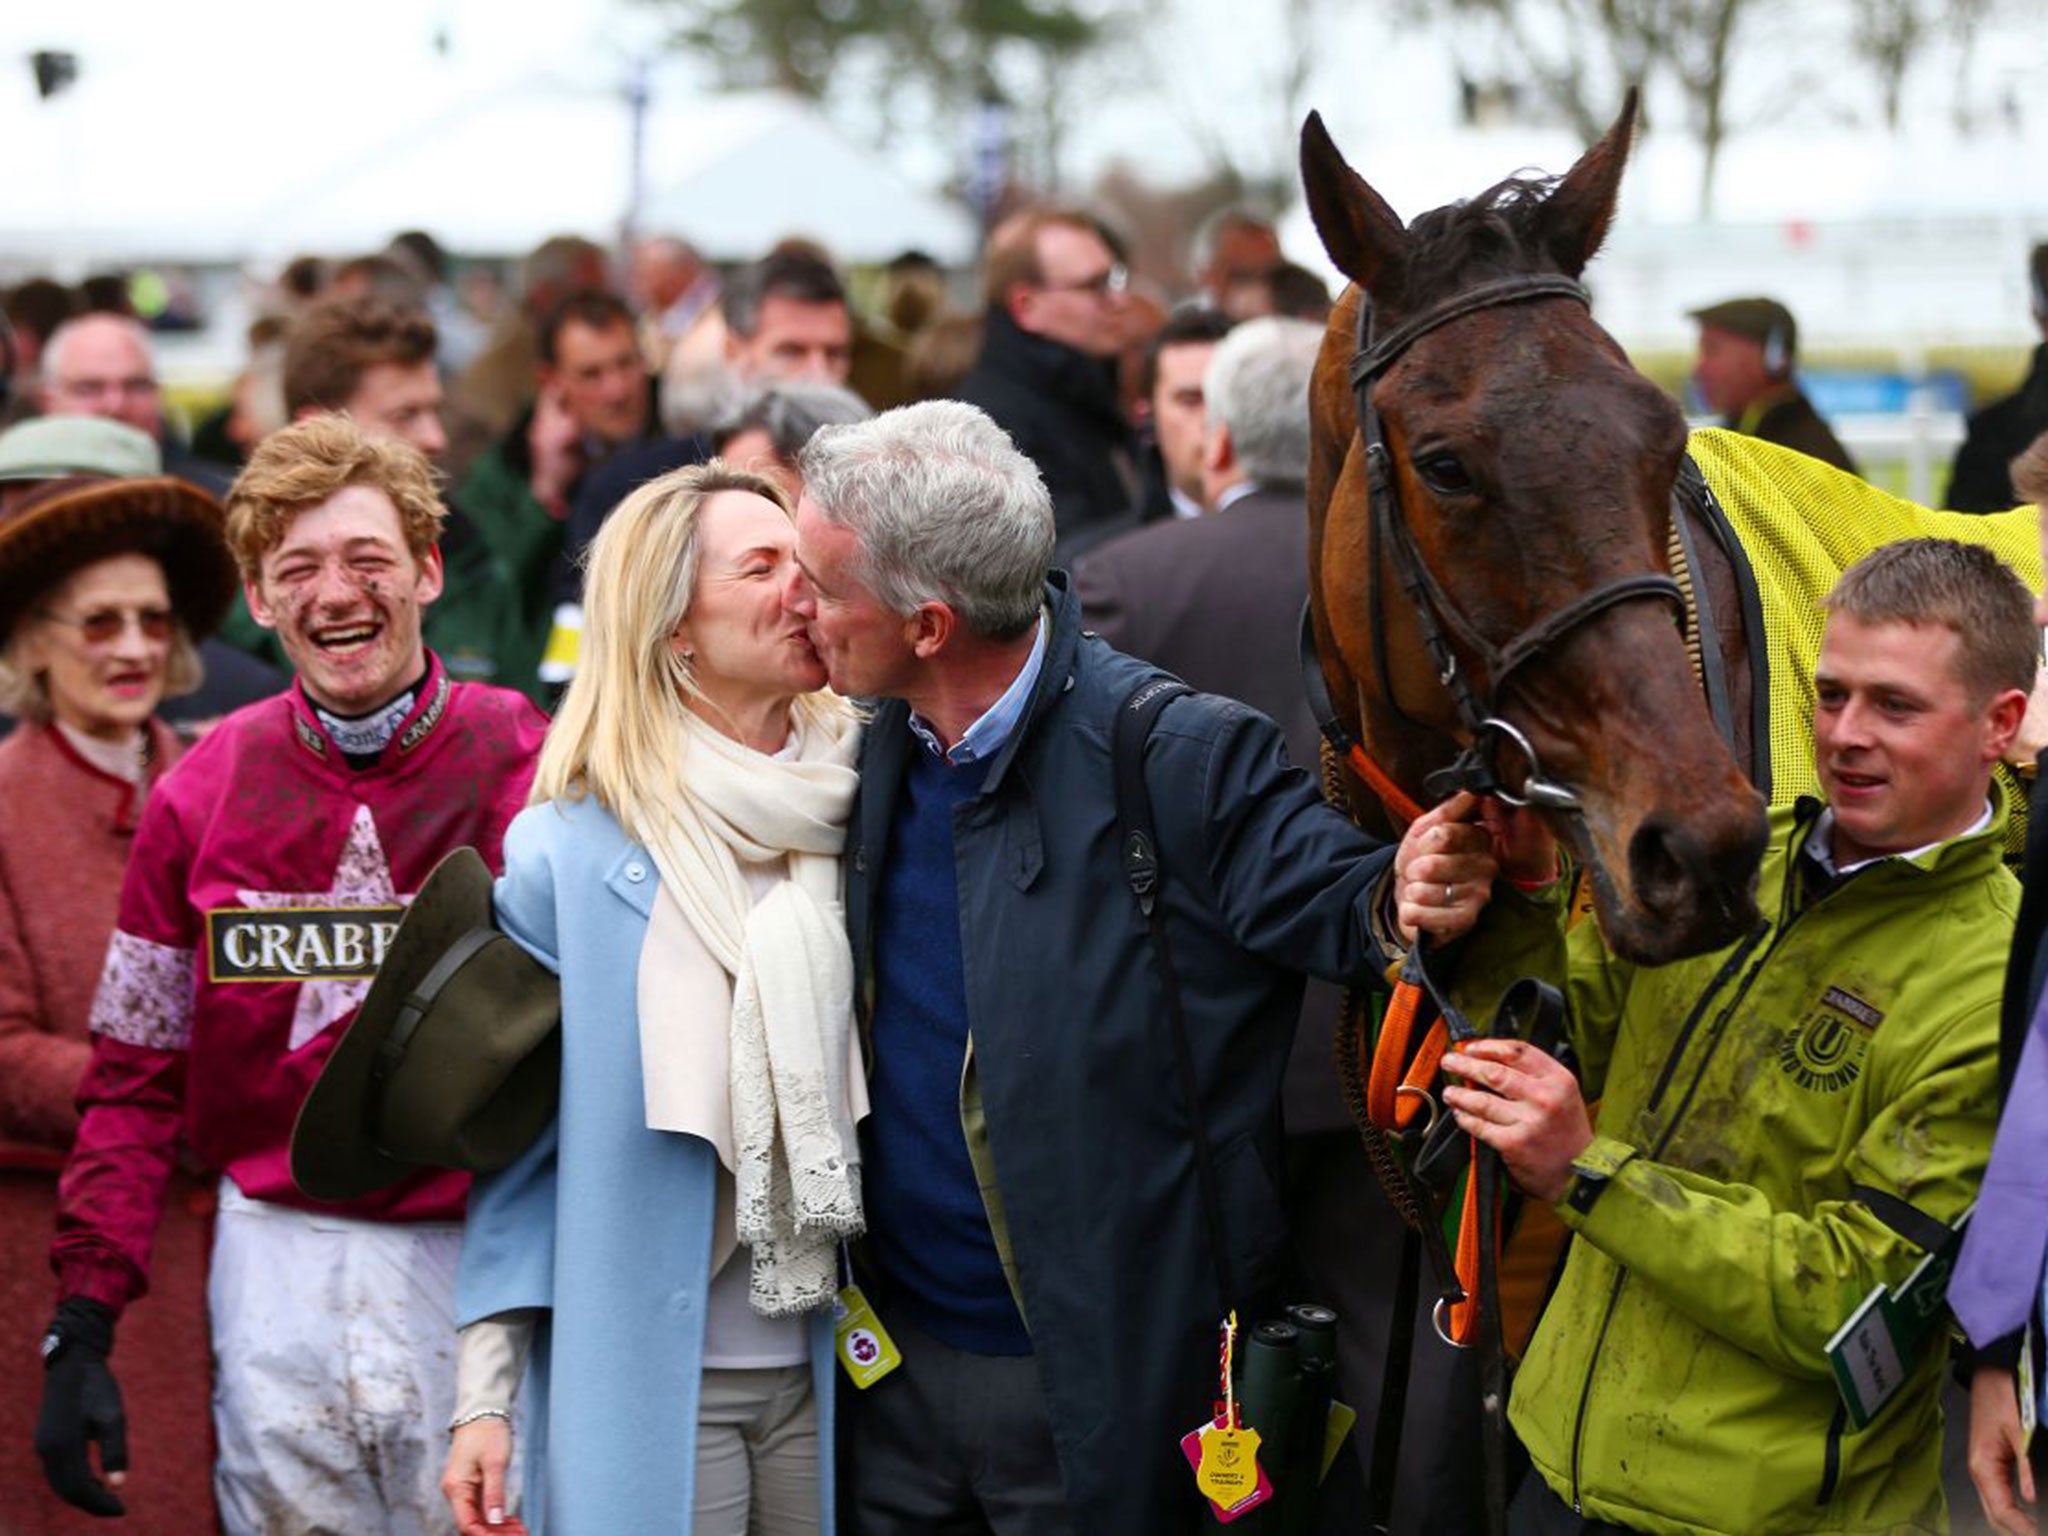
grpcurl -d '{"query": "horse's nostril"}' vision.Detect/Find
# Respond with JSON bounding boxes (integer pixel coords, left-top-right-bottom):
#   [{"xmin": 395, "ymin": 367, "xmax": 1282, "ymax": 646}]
[
  {"xmin": 1628, "ymin": 816, "xmax": 1699, "ymax": 914},
  {"xmin": 1625, "ymin": 804, "xmax": 1767, "ymax": 945}
]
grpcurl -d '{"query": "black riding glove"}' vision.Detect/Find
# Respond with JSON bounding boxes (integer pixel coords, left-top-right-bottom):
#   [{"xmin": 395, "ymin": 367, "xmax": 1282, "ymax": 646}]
[{"xmin": 36, "ymin": 1295, "xmax": 127, "ymax": 1517}]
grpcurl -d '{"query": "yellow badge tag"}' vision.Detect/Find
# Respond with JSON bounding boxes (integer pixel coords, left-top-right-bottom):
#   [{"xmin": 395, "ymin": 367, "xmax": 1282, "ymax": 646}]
[
  {"xmin": 1567, "ymin": 866, "xmax": 1597, "ymax": 930},
  {"xmin": 1320, "ymin": 1399, "xmax": 1358, "ymax": 1482},
  {"xmin": 2022, "ymin": 1317, "xmax": 2038, "ymax": 1445},
  {"xmin": 832, "ymin": 1285, "xmax": 902, "ymax": 1390},
  {"xmin": 1195, "ymin": 1424, "xmax": 1263, "ymax": 1506}
]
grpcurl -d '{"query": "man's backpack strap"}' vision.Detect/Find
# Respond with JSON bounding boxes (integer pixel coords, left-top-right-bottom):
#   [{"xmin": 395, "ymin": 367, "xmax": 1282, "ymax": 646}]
[{"xmin": 1112, "ymin": 677, "xmax": 1237, "ymax": 1311}]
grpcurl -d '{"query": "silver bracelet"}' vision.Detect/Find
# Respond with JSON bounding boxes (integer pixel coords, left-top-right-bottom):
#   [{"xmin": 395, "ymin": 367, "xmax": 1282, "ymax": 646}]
[{"xmin": 448, "ymin": 1407, "xmax": 513, "ymax": 1434}]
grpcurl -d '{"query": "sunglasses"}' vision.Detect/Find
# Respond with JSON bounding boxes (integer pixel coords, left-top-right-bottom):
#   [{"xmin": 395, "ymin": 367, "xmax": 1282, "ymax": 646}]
[{"xmin": 40, "ymin": 606, "xmax": 177, "ymax": 645}]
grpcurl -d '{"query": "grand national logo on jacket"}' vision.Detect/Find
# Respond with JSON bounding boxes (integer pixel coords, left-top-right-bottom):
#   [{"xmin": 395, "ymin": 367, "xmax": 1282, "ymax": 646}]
[
  {"xmin": 1777, "ymin": 984, "xmax": 1884, "ymax": 1093},
  {"xmin": 206, "ymin": 906, "xmax": 404, "ymax": 982}
]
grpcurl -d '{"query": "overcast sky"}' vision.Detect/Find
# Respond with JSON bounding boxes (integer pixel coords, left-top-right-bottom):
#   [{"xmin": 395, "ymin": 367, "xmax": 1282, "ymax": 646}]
[{"xmin": 5, "ymin": 0, "xmax": 2043, "ymax": 256}]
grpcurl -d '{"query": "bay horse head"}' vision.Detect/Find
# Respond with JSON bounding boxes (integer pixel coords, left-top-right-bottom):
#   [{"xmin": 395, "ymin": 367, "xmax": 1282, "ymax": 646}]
[{"xmin": 1299, "ymin": 92, "xmax": 1767, "ymax": 965}]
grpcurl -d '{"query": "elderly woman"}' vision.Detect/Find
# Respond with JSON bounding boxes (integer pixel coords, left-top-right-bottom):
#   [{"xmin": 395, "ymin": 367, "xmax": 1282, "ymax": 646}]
[
  {"xmin": 444, "ymin": 463, "xmax": 864, "ymax": 1536},
  {"xmin": 0, "ymin": 465, "xmax": 234, "ymax": 1532}
]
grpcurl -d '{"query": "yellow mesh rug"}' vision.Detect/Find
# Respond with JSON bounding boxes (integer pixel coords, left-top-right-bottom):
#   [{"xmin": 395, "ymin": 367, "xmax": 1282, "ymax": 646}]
[{"xmin": 1689, "ymin": 427, "xmax": 2039, "ymax": 857}]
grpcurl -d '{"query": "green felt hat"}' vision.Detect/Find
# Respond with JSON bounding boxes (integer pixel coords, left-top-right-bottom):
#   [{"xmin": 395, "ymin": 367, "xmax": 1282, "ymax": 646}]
[{"xmin": 291, "ymin": 848, "xmax": 560, "ymax": 1202}]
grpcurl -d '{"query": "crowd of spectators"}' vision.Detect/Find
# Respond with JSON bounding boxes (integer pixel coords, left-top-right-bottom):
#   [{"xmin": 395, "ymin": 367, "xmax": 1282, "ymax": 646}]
[{"xmin": 3, "ymin": 198, "xmax": 2048, "ymax": 1536}]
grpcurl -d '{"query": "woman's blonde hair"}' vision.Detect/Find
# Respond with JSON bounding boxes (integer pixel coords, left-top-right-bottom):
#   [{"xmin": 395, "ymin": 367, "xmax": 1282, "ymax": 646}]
[{"xmin": 530, "ymin": 461, "xmax": 842, "ymax": 844}]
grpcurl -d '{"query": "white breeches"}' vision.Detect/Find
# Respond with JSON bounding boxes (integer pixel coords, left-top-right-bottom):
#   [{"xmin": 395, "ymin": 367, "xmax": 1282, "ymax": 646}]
[{"xmin": 208, "ymin": 1180, "xmax": 464, "ymax": 1536}]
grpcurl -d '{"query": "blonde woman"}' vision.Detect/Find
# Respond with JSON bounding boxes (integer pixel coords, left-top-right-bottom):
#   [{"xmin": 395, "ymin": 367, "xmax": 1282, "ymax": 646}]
[{"xmin": 443, "ymin": 464, "xmax": 864, "ymax": 1536}]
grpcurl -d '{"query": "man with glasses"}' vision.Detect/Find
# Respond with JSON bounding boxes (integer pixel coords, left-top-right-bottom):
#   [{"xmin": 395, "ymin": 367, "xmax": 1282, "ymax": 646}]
[
  {"xmin": 960, "ymin": 209, "xmax": 1140, "ymax": 561},
  {"xmin": 40, "ymin": 314, "xmax": 231, "ymax": 496}
]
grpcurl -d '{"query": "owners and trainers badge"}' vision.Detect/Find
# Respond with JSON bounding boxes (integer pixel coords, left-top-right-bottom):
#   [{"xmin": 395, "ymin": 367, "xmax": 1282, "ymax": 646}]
[
  {"xmin": 1181, "ymin": 1311, "xmax": 1275, "ymax": 1523},
  {"xmin": 833, "ymin": 1283, "xmax": 902, "ymax": 1390}
]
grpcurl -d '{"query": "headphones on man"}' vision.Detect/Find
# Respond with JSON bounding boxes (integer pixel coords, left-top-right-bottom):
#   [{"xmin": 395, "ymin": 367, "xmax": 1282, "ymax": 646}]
[{"xmin": 1762, "ymin": 322, "xmax": 1790, "ymax": 379}]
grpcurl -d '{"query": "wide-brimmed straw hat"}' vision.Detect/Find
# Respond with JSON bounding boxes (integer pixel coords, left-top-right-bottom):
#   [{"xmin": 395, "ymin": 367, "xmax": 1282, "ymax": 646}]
[
  {"xmin": 291, "ymin": 848, "xmax": 562, "ymax": 1203},
  {"xmin": 0, "ymin": 472, "xmax": 236, "ymax": 642}
]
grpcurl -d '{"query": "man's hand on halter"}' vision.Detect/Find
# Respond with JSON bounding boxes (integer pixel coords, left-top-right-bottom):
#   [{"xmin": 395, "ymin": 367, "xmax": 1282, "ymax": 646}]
[
  {"xmin": 1392, "ymin": 791, "xmax": 1558, "ymax": 945},
  {"xmin": 1440, "ymin": 1038, "xmax": 1592, "ymax": 1204}
]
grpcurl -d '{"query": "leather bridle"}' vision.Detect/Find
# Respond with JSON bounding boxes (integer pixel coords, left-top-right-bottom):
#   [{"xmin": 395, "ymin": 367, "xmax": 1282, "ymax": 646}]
[{"xmin": 1349, "ymin": 273, "xmax": 1687, "ymax": 812}]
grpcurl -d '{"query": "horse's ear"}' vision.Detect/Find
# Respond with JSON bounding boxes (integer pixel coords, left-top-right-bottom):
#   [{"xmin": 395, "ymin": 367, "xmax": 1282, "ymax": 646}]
[
  {"xmin": 1539, "ymin": 88, "xmax": 1639, "ymax": 277},
  {"xmin": 1300, "ymin": 111, "xmax": 1408, "ymax": 295}
]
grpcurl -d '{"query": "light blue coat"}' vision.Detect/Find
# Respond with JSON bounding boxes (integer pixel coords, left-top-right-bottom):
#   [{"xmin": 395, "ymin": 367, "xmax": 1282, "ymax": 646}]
[{"xmin": 456, "ymin": 797, "xmax": 838, "ymax": 1535}]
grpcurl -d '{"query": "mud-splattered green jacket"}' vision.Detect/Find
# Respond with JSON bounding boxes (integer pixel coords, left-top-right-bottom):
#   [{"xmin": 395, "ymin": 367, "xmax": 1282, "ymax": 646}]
[{"xmin": 1461, "ymin": 791, "xmax": 2013, "ymax": 1535}]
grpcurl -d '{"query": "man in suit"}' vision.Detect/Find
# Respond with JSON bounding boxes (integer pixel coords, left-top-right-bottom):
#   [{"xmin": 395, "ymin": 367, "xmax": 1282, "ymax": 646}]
[
  {"xmin": 1947, "ymin": 246, "xmax": 2048, "ymax": 514},
  {"xmin": 1131, "ymin": 306, "xmax": 1235, "ymax": 527},
  {"xmin": 1073, "ymin": 315, "xmax": 1322, "ymax": 767},
  {"xmin": 1954, "ymin": 434, "xmax": 2048, "ymax": 1536}
]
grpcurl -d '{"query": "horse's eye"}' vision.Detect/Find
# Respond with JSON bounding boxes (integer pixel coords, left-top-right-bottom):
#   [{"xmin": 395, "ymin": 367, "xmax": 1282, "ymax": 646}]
[{"xmin": 1414, "ymin": 453, "xmax": 1474, "ymax": 496}]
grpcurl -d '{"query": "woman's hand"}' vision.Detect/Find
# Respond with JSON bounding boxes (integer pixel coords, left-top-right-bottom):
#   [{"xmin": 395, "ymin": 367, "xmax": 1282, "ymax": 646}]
[
  {"xmin": 1967, "ymin": 1366, "xmax": 2038, "ymax": 1536},
  {"xmin": 443, "ymin": 1416, "xmax": 522, "ymax": 1535}
]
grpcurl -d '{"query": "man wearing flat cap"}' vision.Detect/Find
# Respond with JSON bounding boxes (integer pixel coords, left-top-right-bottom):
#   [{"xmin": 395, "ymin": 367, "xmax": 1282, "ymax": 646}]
[
  {"xmin": 38, "ymin": 415, "xmax": 547, "ymax": 1534},
  {"xmin": 1690, "ymin": 296, "xmax": 1858, "ymax": 474}
]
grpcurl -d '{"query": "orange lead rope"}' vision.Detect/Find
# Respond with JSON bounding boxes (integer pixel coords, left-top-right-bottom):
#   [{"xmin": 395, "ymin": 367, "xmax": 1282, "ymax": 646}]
[
  {"xmin": 1396, "ymin": 1020, "xmax": 1450, "ymax": 1131},
  {"xmin": 1344, "ymin": 741, "xmax": 1426, "ymax": 826},
  {"xmin": 1347, "ymin": 738, "xmax": 1489, "ymax": 1345},
  {"xmin": 1444, "ymin": 1143, "xmax": 1489, "ymax": 1346},
  {"xmin": 1302, "ymin": 614, "xmax": 1491, "ymax": 1342},
  {"xmin": 1345, "ymin": 739, "xmax": 1444, "ymax": 1133},
  {"xmin": 1350, "ymin": 741, "xmax": 1448, "ymax": 1136},
  {"xmin": 1364, "ymin": 964, "xmax": 1421, "ymax": 1127}
]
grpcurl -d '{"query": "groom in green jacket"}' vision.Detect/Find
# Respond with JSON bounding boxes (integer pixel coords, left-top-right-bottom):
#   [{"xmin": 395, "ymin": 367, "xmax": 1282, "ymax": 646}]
[{"xmin": 1396, "ymin": 536, "xmax": 2033, "ymax": 1535}]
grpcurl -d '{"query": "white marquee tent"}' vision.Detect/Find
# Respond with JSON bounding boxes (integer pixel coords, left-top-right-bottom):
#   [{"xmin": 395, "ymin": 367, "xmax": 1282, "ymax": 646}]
[{"xmin": 0, "ymin": 53, "xmax": 977, "ymax": 270}]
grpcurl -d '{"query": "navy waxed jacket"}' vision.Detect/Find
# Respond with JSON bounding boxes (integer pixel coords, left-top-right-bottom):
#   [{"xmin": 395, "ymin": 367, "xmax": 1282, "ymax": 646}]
[{"xmin": 845, "ymin": 572, "xmax": 1395, "ymax": 1535}]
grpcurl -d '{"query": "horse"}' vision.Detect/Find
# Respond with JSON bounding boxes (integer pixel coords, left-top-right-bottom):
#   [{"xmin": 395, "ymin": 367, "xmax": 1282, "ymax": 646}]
[
  {"xmin": 1299, "ymin": 94, "xmax": 2044, "ymax": 947},
  {"xmin": 1298, "ymin": 91, "xmax": 1770, "ymax": 968},
  {"xmin": 1294, "ymin": 91, "xmax": 2044, "ymax": 1534}
]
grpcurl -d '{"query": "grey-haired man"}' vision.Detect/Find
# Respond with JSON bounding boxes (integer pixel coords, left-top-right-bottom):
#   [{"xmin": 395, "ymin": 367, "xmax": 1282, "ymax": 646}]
[{"xmin": 785, "ymin": 398, "xmax": 1397, "ymax": 1536}]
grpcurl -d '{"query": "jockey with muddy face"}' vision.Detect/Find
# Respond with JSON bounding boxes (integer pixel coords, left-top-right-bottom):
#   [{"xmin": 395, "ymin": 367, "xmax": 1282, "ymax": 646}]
[
  {"xmin": 37, "ymin": 416, "xmax": 547, "ymax": 1534},
  {"xmin": 1395, "ymin": 537, "xmax": 2027, "ymax": 1535}
]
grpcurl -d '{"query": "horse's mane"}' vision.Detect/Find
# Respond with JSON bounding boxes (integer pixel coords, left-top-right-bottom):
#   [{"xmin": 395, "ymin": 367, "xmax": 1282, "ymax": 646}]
[{"xmin": 1400, "ymin": 173, "xmax": 1562, "ymax": 311}]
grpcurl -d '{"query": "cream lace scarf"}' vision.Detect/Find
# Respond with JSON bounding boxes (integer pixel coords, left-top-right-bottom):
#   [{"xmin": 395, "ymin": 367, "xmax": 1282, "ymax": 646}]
[{"xmin": 640, "ymin": 705, "xmax": 864, "ymax": 1314}]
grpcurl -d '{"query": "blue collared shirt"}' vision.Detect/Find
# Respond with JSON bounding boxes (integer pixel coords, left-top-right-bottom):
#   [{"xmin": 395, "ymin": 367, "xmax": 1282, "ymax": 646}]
[{"xmin": 906, "ymin": 613, "xmax": 1049, "ymax": 766}]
